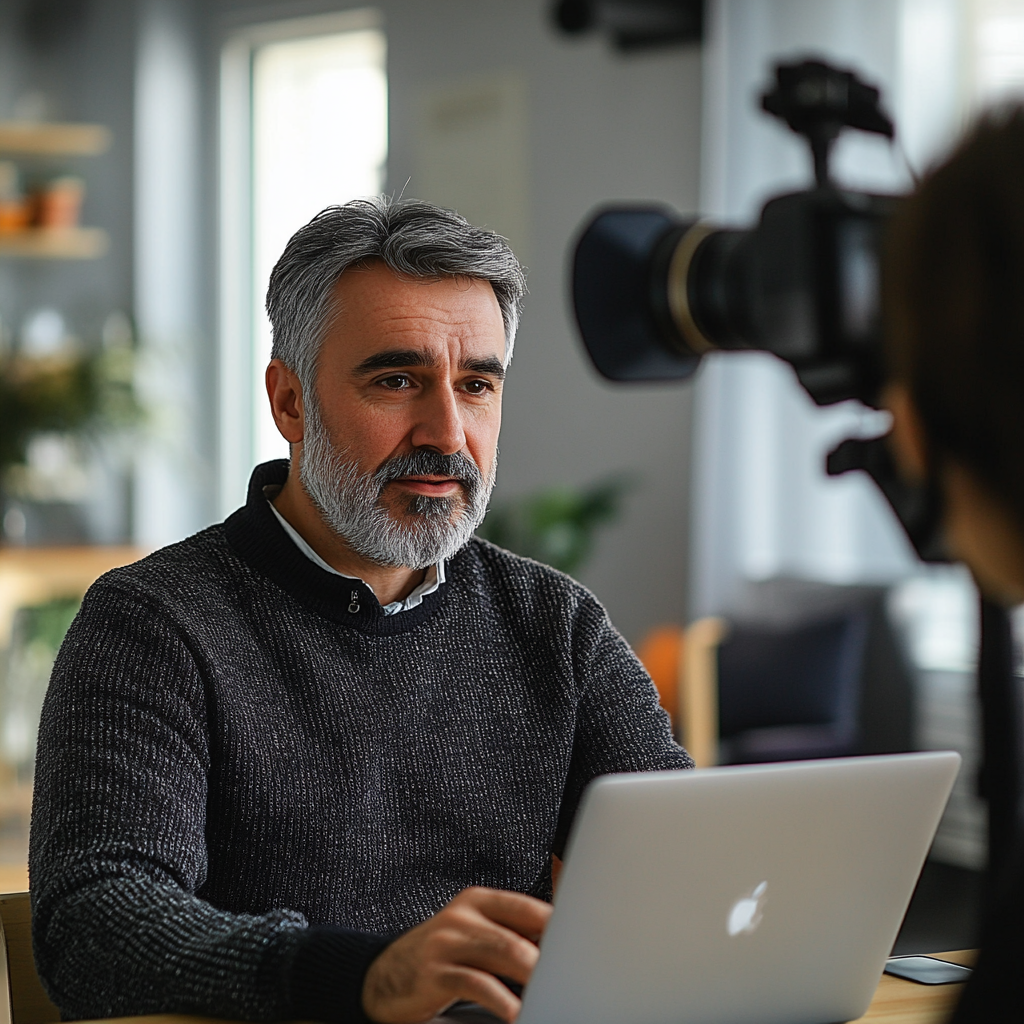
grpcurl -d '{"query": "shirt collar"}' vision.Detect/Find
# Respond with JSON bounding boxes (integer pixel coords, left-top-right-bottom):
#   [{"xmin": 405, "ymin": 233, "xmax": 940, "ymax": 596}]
[{"xmin": 264, "ymin": 492, "xmax": 445, "ymax": 616}]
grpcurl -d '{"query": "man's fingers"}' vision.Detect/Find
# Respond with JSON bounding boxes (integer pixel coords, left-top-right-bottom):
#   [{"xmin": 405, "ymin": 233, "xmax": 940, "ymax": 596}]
[
  {"xmin": 440, "ymin": 965, "xmax": 523, "ymax": 1023},
  {"xmin": 429, "ymin": 919, "xmax": 541, "ymax": 986},
  {"xmin": 362, "ymin": 888, "xmax": 552, "ymax": 1024},
  {"xmin": 456, "ymin": 887, "xmax": 553, "ymax": 941}
]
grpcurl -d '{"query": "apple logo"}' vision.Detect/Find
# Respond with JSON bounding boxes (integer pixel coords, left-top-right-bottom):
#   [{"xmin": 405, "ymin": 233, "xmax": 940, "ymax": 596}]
[{"xmin": 727, "ymin": 881, "xmax": 768, "ymax": 936}]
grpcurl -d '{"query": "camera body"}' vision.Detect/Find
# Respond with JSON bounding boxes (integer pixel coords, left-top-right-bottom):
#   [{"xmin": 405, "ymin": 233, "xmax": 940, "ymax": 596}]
[
  {"xmin": 572, "ymin": 57, "xmax": 901, "ymax": 408},
  {"xmin": 570, "ymin": 58, "xmax": 944, "ymax": 561},
  {"xmin": 575, "ymin": 187, "xmax": 898, "ymax": 406}
]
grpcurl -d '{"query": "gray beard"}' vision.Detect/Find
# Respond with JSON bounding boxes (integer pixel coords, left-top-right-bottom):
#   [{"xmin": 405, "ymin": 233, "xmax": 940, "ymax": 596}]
[{"xmin": 298, "ymin": 397, "xmax": 495, "ymax": 569}]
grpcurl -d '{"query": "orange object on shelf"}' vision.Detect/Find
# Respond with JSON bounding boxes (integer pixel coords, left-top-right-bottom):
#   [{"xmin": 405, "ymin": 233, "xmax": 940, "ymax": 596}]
[
  {"xmin": 0, "ymin": 160, "xmax": 28, "ymax": 233},
  {"xmin": 34, "ymin": 176, "xmax": 84, "ymax": 229},
  {"xmin": 0, "ymin": 200, "xmax": 29, "ymax": 233}
]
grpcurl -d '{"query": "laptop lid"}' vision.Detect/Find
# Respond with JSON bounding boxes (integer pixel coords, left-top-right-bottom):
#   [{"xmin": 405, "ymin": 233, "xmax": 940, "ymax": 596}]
[{"xmin": 519, "ymin": 751, "xmax": 960, "ymax": 1024}]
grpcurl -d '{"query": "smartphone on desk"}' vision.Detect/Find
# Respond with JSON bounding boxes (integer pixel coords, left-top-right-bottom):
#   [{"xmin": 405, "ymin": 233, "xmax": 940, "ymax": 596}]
[{"xmin": 885, "ymin": 956, "xmax": 973, "ymax": 985}]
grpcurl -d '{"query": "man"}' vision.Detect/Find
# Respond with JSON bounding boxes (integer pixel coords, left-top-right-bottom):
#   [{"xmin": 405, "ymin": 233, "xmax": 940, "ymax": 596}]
[{"xmin": 30, "ymin": 198, "xmax": 690, "ymax": 1024}]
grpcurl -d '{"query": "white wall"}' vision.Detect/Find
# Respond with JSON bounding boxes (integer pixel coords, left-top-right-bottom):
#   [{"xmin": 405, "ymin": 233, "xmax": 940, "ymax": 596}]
[{"xmin": 134, "ymin": 0, "xmax": 213, "ymax": 547}]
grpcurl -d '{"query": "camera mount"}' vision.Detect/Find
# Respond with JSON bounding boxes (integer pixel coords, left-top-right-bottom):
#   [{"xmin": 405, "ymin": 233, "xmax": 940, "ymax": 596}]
[
  {"xmin": 551, "ymin": 0, "xmax": 703, "ymax": 51},
  {"xmin": 762, "ymin": 60, "xmax": 894, "ymax": 187}
]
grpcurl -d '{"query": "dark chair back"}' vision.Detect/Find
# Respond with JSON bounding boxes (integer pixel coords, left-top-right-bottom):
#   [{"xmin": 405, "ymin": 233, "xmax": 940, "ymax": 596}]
[{"xmin": 716, "ymin": 609, "xmax": 870, "ymax": 764}]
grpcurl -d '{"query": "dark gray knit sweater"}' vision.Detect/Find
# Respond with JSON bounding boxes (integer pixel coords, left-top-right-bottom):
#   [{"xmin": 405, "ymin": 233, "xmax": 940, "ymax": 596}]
[{"xmin": 29, "ymin": 460, "xmax": 691, "ymax": 1023}]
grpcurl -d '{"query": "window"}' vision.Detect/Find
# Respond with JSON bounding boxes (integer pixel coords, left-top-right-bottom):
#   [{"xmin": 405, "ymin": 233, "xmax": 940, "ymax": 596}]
[
  {"xmin": 973, "ymin": 0, "xmax": 1024, "ymax": 104},
  {"xmin": 220, "ymin": 12, "xmax": 386, "ymax": 514}
]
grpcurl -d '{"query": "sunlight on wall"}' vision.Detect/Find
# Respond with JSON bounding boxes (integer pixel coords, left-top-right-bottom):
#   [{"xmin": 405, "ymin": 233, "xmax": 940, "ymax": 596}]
[
  {"xmin": 251, "ymin": 28, "xmax": 387, "ymax": 465},
  {"xmin": 973, "ymin": 0, "xmax": 1024, "ymax": 103}
]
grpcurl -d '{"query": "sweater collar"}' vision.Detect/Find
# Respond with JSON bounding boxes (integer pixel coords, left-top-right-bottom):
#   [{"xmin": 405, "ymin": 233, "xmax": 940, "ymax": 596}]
[
  {"xmin": 264, "ymin": 496, "xmax": 446, "ymax": 615},
  {"xmin": 224, "ymin": 460, "xmax": 448, "ymax": 635}
]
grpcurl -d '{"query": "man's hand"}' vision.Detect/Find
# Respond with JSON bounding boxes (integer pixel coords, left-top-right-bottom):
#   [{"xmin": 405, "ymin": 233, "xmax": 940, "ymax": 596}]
[{"xmin": 362, "ymin": 887, "xmax": 553, "ymax": 1024}]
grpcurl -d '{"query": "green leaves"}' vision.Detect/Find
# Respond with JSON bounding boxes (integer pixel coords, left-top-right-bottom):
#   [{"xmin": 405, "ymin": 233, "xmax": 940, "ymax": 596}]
[
  {"xmin": 20, "ymin": 596, "xmax": 80, "ymax": 656},
  {"xmin": 0, "ymin": 349, "xmax": 141, "ymax": 470},
  {"xmin": 478, "ymin": 474, "xmax": 634, "ymax": 575}
]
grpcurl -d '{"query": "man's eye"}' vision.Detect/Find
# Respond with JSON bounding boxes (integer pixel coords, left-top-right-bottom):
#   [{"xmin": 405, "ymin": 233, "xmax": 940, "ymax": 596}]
[
  {"xmin": 462, "ymin": 379, "xmax": 493, "ymax": 395},
  {"xmin": 379, "ymin": 375, "xmax": 412, "ymax": 390}
]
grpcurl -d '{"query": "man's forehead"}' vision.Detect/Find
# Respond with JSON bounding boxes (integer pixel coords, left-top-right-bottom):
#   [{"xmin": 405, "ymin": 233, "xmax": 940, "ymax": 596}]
[
  {"xmin": 333, "ymin": 264, "xmax": 500, "ymax": 318},
  {"xmin": 327, "ymin": 263, "xmax": 506, "ymax": 360}
]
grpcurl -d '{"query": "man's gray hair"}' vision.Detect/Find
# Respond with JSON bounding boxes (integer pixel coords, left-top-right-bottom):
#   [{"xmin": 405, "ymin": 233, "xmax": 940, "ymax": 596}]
[{"xmin": 266, "ymin": 196, "xmax": 527, "ymax": 391}]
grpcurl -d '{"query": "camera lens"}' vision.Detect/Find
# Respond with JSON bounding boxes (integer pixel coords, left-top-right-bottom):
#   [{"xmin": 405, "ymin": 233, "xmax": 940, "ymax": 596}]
[
  {"xmin": 571, "ymin": 207, "xmax": 703, "ymax": 382},
  {"xmin": 659, "ymin": 225, "xmax": 756, "ymax": 353}
]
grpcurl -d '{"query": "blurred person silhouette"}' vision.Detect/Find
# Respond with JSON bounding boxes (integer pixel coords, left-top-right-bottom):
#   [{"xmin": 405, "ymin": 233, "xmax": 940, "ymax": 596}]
[{"xmin": 885, "ymin": 107, "xmax": 1024, "ymax": 1020}]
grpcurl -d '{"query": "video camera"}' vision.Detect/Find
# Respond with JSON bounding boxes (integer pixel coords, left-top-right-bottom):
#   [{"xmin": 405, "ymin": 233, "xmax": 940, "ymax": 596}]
[
  {"xmin": 570, "ymin": 59, "xmax": 944, "ymax": 561},
  {"xmin": 571, "ymin": 57, "xmax": 1024, "ymax": 912}
]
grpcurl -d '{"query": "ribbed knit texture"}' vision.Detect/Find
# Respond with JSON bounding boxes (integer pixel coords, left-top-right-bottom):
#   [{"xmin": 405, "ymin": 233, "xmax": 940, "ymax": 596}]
[{"xmin": 29, "ymin": 460, "xmax": 691, "ymax": 1022}]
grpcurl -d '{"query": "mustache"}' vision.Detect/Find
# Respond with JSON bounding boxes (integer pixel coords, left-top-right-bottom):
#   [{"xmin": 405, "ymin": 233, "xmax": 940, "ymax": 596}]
[{"xmin": 372, "ymin": 450, "xmax": 484, "ymax": 491}]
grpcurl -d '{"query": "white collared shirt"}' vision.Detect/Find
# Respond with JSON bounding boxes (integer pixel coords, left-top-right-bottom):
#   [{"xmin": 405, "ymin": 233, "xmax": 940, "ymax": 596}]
[{"xmin": 266, "ymin": 497, "xmax": 445, "ymax": 616}]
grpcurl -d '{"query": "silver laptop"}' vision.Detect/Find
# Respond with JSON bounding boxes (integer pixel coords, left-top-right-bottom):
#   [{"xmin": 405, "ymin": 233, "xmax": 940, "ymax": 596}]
[{"xmin": 518, "ymin": 752, "xmax": 960, "ymax": 1024}]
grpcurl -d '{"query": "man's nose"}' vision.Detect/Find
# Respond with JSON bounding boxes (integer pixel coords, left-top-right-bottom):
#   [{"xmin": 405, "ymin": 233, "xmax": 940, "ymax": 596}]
[{"xmin": 410, "ymin": 385, "xmax": 467, "ymax": 455}]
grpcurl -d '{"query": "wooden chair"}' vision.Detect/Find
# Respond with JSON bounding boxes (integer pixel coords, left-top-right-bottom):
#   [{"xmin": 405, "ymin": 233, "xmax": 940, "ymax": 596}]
[
  {"xmin": 636, "ymin": 618, "xmax": 726, "ymax": 768},
  {"xmin": 679, "ymin": 617, "xmax": 728, "ymax": 767},
  {"xmin": 640, "ymin": 608, "xmax": 886, "ymax": 770},
  {"xmin": 0, "ymin": 892, "xmax": 59, "ymax": 1024},
  {"xmin": 714, "ymin": 611, "xmax": 870, "ymax": 764}
]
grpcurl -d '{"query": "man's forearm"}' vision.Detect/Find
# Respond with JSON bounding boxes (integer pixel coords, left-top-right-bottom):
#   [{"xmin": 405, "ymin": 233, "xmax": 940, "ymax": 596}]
[{"xmin": 32, "ymin": 868, "xmax": 313, "ymax": 1021}]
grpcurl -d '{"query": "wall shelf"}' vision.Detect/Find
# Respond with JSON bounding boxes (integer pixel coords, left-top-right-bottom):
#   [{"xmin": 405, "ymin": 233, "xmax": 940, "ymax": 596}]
[
  {"xmin": 0, "ymin": 121, "xmax": 111, "ymax": 157},
  {"xmin": 0, "ymin": 228, "xmax": 108, "ymax": 259}
]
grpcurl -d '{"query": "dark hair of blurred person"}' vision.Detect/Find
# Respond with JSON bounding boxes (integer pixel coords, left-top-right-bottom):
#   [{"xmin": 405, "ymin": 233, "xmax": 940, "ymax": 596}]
[{"xmin": 885, "ymin": 107, "xmax": 1024, "ymax": 1021}]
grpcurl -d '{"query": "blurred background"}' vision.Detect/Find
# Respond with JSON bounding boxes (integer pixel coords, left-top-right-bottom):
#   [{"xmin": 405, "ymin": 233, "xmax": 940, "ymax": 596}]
[{"xmin": 0, "ymin": 0, "xmax": 1020, "ymax": 949}]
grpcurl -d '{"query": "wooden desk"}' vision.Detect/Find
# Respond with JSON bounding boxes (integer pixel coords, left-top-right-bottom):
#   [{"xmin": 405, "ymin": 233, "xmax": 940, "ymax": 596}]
[
  {"xmin": 71, "ymin": 952, "xmax": 978, "ymax": 1024},
  {"xmin": 850, "ymin": 950, "xmax": 974, "ymax": 1023},
  {"xmin": 0, "ymin": 546, "xmax": 144, "ymax": 646}
]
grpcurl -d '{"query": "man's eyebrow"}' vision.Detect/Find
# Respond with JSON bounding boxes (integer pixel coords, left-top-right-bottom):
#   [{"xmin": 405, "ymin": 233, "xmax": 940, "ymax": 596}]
[
  {"xmin": 352, "ymin": 350, "xmax": 438, "ymax": 375},
  {"xmin": 461, "ymin": 356, "xmax": 506, "ymax": 380},
  {"xmin": 352, "ymin": 350, "xmax": 506, "ymax": 380}
]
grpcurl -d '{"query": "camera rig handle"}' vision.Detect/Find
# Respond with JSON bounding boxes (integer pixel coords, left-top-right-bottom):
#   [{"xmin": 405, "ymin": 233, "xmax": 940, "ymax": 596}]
[
  {"xmin": 826, "ymin": 435, "xmax": 945, "ymax": 562},
  {"xmin": 762, "ymin": 60, "xmax": 894, "ymax": 187}
]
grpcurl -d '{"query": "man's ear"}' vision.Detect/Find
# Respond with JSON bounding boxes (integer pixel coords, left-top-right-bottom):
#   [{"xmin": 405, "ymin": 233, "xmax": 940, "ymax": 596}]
[
  {"xmin": 882, "ymin": 381, "xmax": 929, "ymax": 483},
  {"xmin": 266, "ymin": 359, "xmax": 305, "ymax": 444}
]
